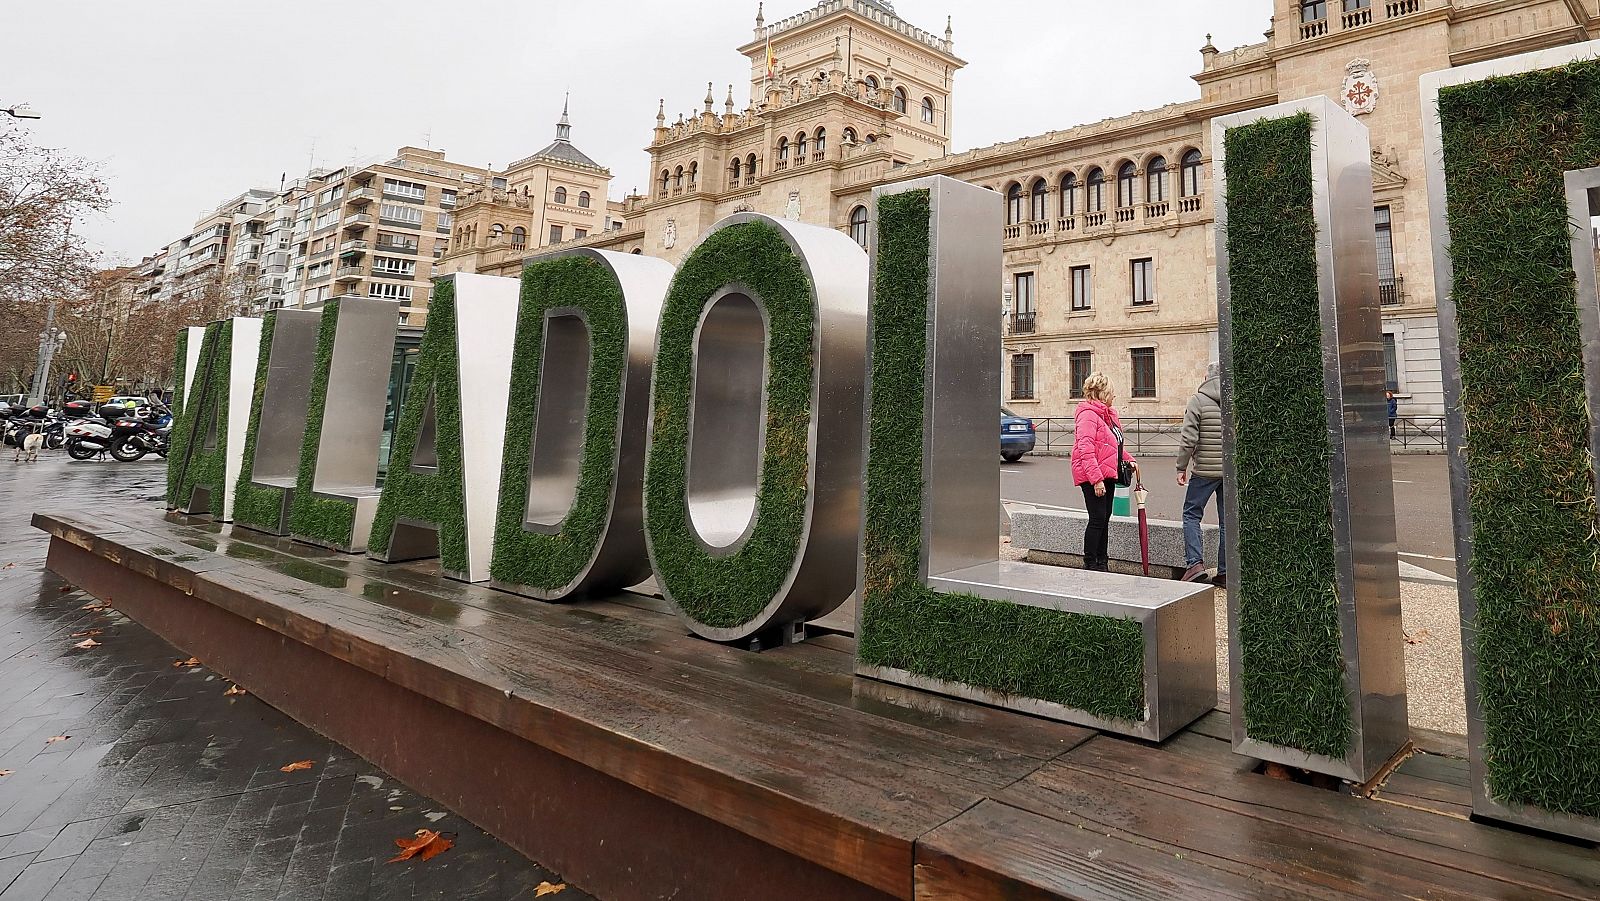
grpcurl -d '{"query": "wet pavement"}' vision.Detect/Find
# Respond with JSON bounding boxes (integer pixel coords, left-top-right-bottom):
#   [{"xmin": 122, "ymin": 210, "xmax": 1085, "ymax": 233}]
[{"xmin": 0, "ymin": 454, "xmax": 591, "ymax": 900}]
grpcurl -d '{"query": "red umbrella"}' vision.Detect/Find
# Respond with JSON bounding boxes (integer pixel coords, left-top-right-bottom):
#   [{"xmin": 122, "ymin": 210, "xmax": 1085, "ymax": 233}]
[{"xmin": 1134, "ymin": 475, "xmax": 1151, "ymax": 577}]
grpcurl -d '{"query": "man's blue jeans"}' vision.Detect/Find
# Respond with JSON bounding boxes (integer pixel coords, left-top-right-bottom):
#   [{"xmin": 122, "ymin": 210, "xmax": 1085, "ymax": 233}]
[{"xmin": 1183, "ymin": 476, "xmax": 1225, "ymax": 573}]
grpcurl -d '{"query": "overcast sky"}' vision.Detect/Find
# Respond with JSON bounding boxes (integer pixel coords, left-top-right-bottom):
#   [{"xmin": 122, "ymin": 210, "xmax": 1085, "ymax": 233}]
[{"xmin": 5, "ymin": 0, "xmax": 1267, "ymax": 264}]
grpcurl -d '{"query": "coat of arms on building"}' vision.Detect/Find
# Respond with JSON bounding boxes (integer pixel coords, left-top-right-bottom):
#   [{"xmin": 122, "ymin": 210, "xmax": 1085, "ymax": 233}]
[{"xmin": 1342, "ymin": 59, "xmax": 1379, "ymax": 116}]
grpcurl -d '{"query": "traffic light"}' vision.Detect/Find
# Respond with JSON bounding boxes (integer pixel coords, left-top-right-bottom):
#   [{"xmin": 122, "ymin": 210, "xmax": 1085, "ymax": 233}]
[{"xmin": 66, "ymin": 372, "xmax": 77, "ymax": 384}]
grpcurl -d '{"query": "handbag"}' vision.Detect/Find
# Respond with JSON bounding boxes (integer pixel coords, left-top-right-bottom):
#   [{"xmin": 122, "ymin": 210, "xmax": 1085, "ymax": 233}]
[{"xmin": 1113, "ymin": 424, "xmax": 1134, "ymax": 487}]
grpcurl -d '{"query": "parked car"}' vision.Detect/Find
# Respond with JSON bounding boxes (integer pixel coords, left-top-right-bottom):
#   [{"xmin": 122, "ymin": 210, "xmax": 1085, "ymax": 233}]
[{"xmin": 1001, "ymin": 407, "xmax": 1035, "ymax": 463}]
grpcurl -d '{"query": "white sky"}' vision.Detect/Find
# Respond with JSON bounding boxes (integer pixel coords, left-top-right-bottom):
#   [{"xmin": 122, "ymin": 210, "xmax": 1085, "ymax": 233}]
[{"xmin": 4, "ymin": 0, "xmax": 1268, "ymax": 264}]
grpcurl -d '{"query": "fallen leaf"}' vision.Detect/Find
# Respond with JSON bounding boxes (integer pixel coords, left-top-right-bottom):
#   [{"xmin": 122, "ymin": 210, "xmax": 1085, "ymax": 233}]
[
  {"xmin": 58, "ymin": 585, "xmax": 74, "ymax": 593},
  {"xmin": 46, "ymin": 736, "xmax": 69, "ymax": 744},
  {"xmin": 223, "ymin": 684, "xmax": 247, "ymax": 697},
  {"xmin": 388, "ymin": 829, "xmax": 453, "ymax": 862},
  {"xmin": 0, "ymin": 770, "xmax": 13, "ymax": 777},
  {"xmin": 70, "ymin": 630, "xmax": 102, "ymax": 638},
  {"xmin": 80, "ymin": 603, "xmax": 108, "ymax": 612},
  {"xmin": 73, "ymin": 638, "xmax": 100, "ymax": 649},
  {"xmin": 3, "ymin": 562, "xmax": 14, "ymax": 569},
  {"xmin": 280, "ymin": 760, "xmax": 315, "ymax": 773},
  {"xmin": 1404, "ymin": 629, "xmax": 1431, "ymax": 646},
  {"xmin": 173, "ymin": 657, "xmax": 200, "ymax": 668},
  {"xmin": 535, "ymin": 882, "xmax": 567, "ymax": 897}
]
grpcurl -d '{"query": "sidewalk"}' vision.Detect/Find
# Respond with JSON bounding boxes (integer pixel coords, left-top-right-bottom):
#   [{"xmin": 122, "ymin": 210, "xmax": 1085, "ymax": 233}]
[{"xmin": 0, "ymin": 455, "xmax": 590, "ymax": 901}]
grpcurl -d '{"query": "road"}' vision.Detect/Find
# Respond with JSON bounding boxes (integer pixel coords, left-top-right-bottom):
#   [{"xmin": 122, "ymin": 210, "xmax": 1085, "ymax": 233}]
[{"xmin": 1001, "ymin": 453, "xmax": 1457, "ymax": 579}]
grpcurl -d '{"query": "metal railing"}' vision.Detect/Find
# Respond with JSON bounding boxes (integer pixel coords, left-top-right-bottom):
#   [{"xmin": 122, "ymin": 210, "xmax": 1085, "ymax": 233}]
[
  {"xmin": 1010, "ymin": 311, "xmax": 1036, "ymax": 334},
  {"xmin": 1016, "ymin": 413, "xmax": 1445, "ymax": 455},
  {"xmin": 1379, "ymin": 275, "xmax": 1404, "ymax": 305},
  {"xmin": 1389, "ymin": 414, "xmax": 1445, "ymax": 450}
]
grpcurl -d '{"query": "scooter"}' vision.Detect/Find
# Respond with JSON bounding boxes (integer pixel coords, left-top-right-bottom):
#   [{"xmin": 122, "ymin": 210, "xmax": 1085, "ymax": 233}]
[{"xmin": 64, "ymin": 404, "xmax": 125, "ymax": 461}]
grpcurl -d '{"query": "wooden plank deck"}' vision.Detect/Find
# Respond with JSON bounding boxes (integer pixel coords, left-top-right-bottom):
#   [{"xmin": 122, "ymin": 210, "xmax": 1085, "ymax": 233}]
[{"xmin": 33, "ymin": 509, "xmax": 1600, "ymax": 901}]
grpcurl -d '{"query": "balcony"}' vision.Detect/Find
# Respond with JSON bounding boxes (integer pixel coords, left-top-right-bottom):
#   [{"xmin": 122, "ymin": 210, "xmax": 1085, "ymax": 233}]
[
  {"xmin": 336, "ymin": 266, "xmax": 363, "ymax": 281},
  {"xmin": 340, "ymin": 240, "xmax": 368, "ymax": 255},
  {"xmin": 376, "ymin": 242, "xmax": 419, "ymax": 256},
  {"xmin": 1084, "ymin": 211, "xmax": 1108, "ymax": 227},
  {"xmin": 1056, "ymin": 216, "xmax": 1077, "ymax": 233},
  {"xmin": 343, "ymin": 214, "xmax": 372, "ymax": 230},
  {"xmin": 1009, "ymin": 311, "xmax": 1036, "ymax": 335},
  {"xmin": 1114, "ymin": 207, "xmax": 1136, "ymax": 224},
  {"xmin": 1380, "ymin": 275, "xmax": 1404, "ymax": 306},
  {"xmin": 1300, "ymin": 17, "xmax": 1328, "ymax": 39},
  {"xmin": 1385, "ymin": 0, "xmax": 1418, "ymax": 18},
  {"xmin": 1178, "ymin": 195, "xmax": 1204, "ymax": 214},
  {"xmin": 311, "ymin": 247, "xmax": 336, "ymax": 261},
  {"xmin": 1027, "ymin": 220, "xmax": 1049, "ymax": 237},
  {"xmin": 1144, "ymin": 200, "xmax": 1170, "ymax": 218},
  {"xmin": 347, "ymin": 187, "xmax": 375, "ymax": 203},
  {"xmin": 1342, "ymin": 6, "xmax": 1372, "ymax": 28},
  {"xmin": 1004, "ymin": 224, "xmax": 1022, "ymax": 241}
]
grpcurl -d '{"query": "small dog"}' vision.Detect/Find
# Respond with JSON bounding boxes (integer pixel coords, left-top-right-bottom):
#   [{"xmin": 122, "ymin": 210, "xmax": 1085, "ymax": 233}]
[{"xmin": 12, "ymin": 431, "xmax": 44, "ymax": 463}]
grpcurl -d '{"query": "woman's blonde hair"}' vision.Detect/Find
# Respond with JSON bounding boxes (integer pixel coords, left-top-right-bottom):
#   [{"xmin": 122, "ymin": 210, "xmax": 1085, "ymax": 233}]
[{"xmin": 1081, "ymin": 372, "xmax": 1113, "ymax": 403}]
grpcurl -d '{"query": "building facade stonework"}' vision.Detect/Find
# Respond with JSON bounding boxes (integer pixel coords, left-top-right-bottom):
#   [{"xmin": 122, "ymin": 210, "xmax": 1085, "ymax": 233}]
[{"xmin": 501, "ymin": 0, "xmax": 1594, "ymax": 419}]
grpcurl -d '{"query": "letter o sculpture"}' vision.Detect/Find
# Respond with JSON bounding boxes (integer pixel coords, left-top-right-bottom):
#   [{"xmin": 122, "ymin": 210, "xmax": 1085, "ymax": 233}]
[{"xmin": 644, "ymin": 214, "xmax": 868, "ymax": 644}]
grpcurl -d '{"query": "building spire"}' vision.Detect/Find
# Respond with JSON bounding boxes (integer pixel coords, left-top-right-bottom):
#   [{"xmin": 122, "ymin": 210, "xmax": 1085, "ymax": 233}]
[
  {"xmin": 945, "ymin": 15, "xmax": 953, "ymax": 46},
  {"xmin": 556, "ymin": 92, "xmax": 572, "ymax": 142},
  {"xmin": 755, "ymin": 1, "xmax": 764, "ymax": 27},
  {"xmin": 656, "ymin": 98, "xmax": 666, "ymax": 128},
  {"xmin": 725, "ymin": 84, "xmax": 736, "ymax": 116},
  {"xmin": 704, "ymin": 82, "xmax": 715, "ymax": 114}
]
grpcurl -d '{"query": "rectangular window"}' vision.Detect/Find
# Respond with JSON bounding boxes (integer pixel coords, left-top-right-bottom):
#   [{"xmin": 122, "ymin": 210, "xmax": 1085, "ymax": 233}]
[
  {"xmin": 1010, "ymin": 354, "xmax": 1035, "ymax": 401},
  {"xmin": 1070, "ymin": 265, "xmax": 1092, "ymax": 311},
  {"xmin": 1301, "ymin": 0, "xmax": 1327, "ymax": 22},
  {"xmin": 436, "ymin": 211, "xmax": 453, "ymax": 228},
  {"xmin": 382, "ymin": 179, "xmax": 426, "ymax": 200},
  {"xmin": 433, "ymin": 239, "xmax": 448, "ymax": 259},
  {"xmin": 440, "ymin": 190, "xmax": 457, "ymax": 208},
  {"xmin": 1069, "ymin": 351, "xmax": 1092, "ymax": 399},
  {"xmin": 377, "ymin": 232, "xmax": 417, "ymax": 253},
  {"xmin": 379, "ymin": 203, "xmax": 423, "ymax": 225},
  {"xmin": 314, "ymin": 211, "xmax": 338, "ymax": 230},
  {"xmin": 1130, "ymin": 258, "xmax": 1155, "ymax": 305},
  {"xmin": 1130, "ymin": 347, "xmax": 1157, "ymax": 399},
  {"xmin": 492, "ymin": 176, "xmax": 508, "ymax": 190},
  {"xmin": 1382, "ymin": 333, "xmax": 1400, "ymax": 391},
  {"xmin": 549, "ymin": 225, "xmax": 564, "ymax": 244},
  {"xmin": 368, "ymin": 282, "xmax": 414, "ymax": 302},
  {"xmin": 372, "ymin": 256, "xmax": 416, "ymax": 276},
  {"xmin": 297, "ymin": 196, "xmax": 315, "ymax": 212},
  {"xmin": 1012, "ymin": 272, "xmax": 1036, "ymax": 334},
  {"xmin": 574, "ymin": 228, "xmax": 587, "ymax": 240},
  {"xmin": 1375, "ymin": 205, "xmax": 1398, "ymax": 304}
]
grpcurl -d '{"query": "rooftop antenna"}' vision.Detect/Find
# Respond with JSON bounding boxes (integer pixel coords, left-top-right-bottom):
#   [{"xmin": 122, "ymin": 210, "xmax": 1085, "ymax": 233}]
[{"xmin": 307, "ymin": 137, "xmax": 317, "ymax": 173}]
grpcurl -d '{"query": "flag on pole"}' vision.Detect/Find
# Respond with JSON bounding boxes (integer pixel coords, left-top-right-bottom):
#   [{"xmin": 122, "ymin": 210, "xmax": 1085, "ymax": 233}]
[{"xmin": 766, "ymin": 34, "xmax": 776, "ymax": 84}]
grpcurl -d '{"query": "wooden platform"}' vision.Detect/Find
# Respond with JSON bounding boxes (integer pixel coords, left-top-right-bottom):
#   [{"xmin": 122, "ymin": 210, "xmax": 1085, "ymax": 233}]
[{"xmin": 34, "ymin": 510, "xmax": 1600, "ymax": 901}]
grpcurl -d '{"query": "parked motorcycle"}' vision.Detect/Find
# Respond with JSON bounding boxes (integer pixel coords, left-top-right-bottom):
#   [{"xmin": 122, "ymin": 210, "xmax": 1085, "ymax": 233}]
[{"xmin": 108, "ymin": 414, "xmax": 172, "ymax": 462}]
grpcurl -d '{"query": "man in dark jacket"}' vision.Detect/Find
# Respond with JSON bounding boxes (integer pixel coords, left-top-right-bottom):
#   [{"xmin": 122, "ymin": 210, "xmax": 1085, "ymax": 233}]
[{"xmin": 1176, "ymin": 363, "xmax": 1225, "ymax": 586}]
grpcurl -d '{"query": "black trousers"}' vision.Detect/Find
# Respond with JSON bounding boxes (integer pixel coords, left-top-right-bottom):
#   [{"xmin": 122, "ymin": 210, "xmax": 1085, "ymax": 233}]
[{"xmin": 1080, "ymin": 478, "xmax": 1116, "ymax": 571}]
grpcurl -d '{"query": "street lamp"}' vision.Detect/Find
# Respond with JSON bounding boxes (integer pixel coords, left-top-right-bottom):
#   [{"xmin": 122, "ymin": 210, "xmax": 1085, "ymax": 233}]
[{"xmin": 2, "ymin": 104, "xmax": 42, "ymax": 120}]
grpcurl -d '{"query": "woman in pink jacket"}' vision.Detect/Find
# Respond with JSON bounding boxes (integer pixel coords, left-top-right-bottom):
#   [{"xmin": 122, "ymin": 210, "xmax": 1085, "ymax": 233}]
[{"xmin": 1070, "ymin": 373, "xmax": 1138, "ymax": 571}]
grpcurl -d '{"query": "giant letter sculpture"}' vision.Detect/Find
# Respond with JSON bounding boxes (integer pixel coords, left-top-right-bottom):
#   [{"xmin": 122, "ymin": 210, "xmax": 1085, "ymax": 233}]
[
  {"xmin": 854, "ymin": 176, "xmax": 1215, "ymax": 741},
  {"xmin": 231, "ymin": 310, "xmax": 320, "ymax": 536},
  {"xmin": 644, "ymin": 214, "xmax": 866, "ymax": 646},
  {"xmin": 288, "ymin": 298, "xmax": 398, "ymax": 553},
  {"xmin": 1214, "ymin": 97, "xmax": 1407, "ymax": 782},
  {"xmin": 490, "ymin": 250, "xmax": 670, "ymax": 600},
  {"xmin": 368, "ymin": 274, "xmax": 519, "ymax": 582},
  {"xmin": 1422, "ymin": 41, "xmax": 1600, "ymax": 840},
  {"xmin": 167, "ymin": 317, "xmax": 264, "ymax": 521}
]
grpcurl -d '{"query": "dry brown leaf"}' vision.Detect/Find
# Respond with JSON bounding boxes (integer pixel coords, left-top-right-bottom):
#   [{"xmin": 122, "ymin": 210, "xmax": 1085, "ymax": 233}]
[
  {"xmin": 46, "ymin": 735, "xmax": 69, "ymax": 744},
  {"xmin": 279, "ymin": 760, "xmax": 315, "ymax": 773},
  {"xmin": 3, "ymin": 562, "xmax": 15, "ymax": 569},
  {"xmin": 173, "ymin": 657, "xmax": 200, "ymax": 668},
  {"xmin": 224, "ymin": 684, "xmax": 247, "ymax": 697},
  {"xmin": 80, "ymin": 603, "xmax": 108, "ymax": 612},
  {"xmin": 0, "ymin": 769, "xmax": 13, "ymax": 776},
  {"xmin": 70, "ymin": 630, "xmax": 102, "ymax": 638},
  {"xmin": 388, "ymin": 829, "xmax": 453, "ymax": 863},
  {"xmin": 59, "ymin": 585, "xmax": 74, "ymax": 594},
  {"xmin": 73, "ymin": 638, "xmax": 100, "ymax": 649},
  {"xmin": 535, "ymin": 882, "xmax": 567, "ymax": 897},
  {"xmin": 1404, "ymin": 629, "xmax": 1431, "ymax": 646}
]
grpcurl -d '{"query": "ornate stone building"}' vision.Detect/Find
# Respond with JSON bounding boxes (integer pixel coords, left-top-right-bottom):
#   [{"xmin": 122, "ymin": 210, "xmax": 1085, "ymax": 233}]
[{"xmin": 470, "ymin": 0, "xmax": 1599, "ymax": 418}]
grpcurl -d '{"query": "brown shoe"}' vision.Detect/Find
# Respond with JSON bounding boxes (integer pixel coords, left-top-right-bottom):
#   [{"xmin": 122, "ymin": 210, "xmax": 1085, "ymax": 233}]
[
  {"xmin": 1212, "ymin": 572, "xmax": 1227, "ymax": 589},
  {"xmin": 1181, "ymin": 563, "xmax": 1208, "ymax": 583}
]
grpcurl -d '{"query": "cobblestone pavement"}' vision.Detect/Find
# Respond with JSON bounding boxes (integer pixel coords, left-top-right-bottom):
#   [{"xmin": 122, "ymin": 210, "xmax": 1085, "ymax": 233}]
[{"xmin": 0, "ymin": 453, "xmax": 592, "ymax": 900}]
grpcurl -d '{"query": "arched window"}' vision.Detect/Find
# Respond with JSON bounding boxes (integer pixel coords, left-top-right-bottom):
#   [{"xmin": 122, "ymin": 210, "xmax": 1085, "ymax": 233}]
[
  {"xmin": 1117, "ymin": 162, "xmax": 1137, "ymax": 208},
  {"xmin": 1060, "ymin": 172, "xmax": 1078, "ymax": 216},
  {"xmin": 1005, "ymin": 183, "xmax": 1024, "ymax": 225},
  {"xmin": 1086, "ymin": 168, "xmax": 1105, "ymax": 212},
  {"xmin": 893, "ymin": 87, "xmax": 908, "ymax": 114},
  {"xmin": 795, "ymin": 132, "xmax": 808, "ymax": 161},
  {"xmin": 1180, "ymin": 149, "xmax": 1203, "ymax": 197},
  {"xmin": 631, "ymin": 248, "xmax": 643, "ymax": 254},
  {"xmin": 747, "ymin": 153, "xmax": 758, "ymax": 177},
  {"xmin": 688, "ymin": 162, "xmax": 697, "ymax": 187},
  {"xmin": 864, "ymin": 133, "xmax": 876, "ymax": 144},
  {"xmin": 554, "ymin": 187, "xmax": 568, "ymax": 205},
  {"xmin": 510, "ymin": 226, "xmax": 526, "ymax": 249},
  {"xmin": 1146, "ymin": 156, "xmax": 1167, "ymax": 203},
  {"xmin": 1030, "ymin": 178, "xmax": 1048, "ymax": 221},
  {"xmin": 578, "ymin": 191, "xmax": 591, "ymax": 208},
  {"xmin": 843, "ymin": 128, "xmax": 857, "ymax": 144},
  {"xmin": 731, "ymin": 158, "xmax": 742, "ymax": 183},
  {"xmin": 814, "ymin": 128, "xmax": 826, "ymax": 157},
  {"xmin": 659, "ymin": 170, "xmax": 670, "ymax": 194},
  {"xmin": 849, "ymin": 205, "xmax": 868, "ymax": 247},
  {"xmin": 777, "ymin": 137, "xmax": 789, "ymax": 162},
  {"xmin": 921, "ymin": 96, "xmax": 935, "ymax": 124},
  {"xmin": 489, "ymin": 223, "xmax": 504, "ymax": 242},
  {"xmin": 865, "ymin": 74, "xmax": 880, "ymax": 92},
  {"xmin": 673, "ymin": 166, "xmax": 683, "ymax": 190}
]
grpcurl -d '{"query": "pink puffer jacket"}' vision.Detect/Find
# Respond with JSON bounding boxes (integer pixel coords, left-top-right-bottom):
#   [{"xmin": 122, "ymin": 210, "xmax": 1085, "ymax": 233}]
[{"xmin": 1071, "ymin": 399, "xmax": 1135, "ymax": 486}]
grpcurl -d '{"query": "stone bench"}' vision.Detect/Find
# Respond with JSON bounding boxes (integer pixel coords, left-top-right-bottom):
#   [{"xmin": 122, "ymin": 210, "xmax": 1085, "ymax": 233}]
[{"xmin": 1009, "ymin": 507, "xmax": 1220, "ymax": 579}]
